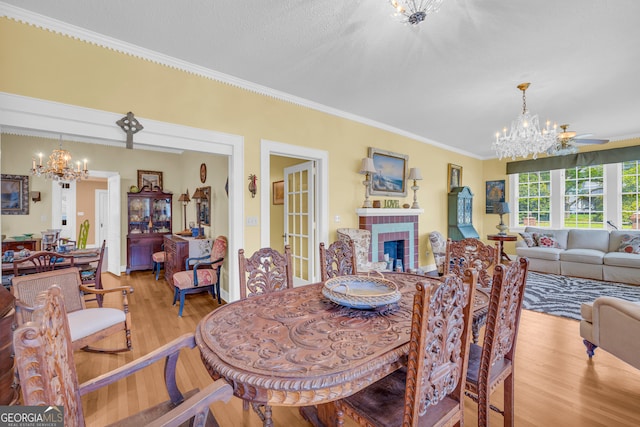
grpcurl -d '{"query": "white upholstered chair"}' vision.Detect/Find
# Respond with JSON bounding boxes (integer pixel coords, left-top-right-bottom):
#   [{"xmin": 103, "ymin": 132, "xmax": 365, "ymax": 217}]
[
  {"xmin": 336, "ymin": 228, "xmax": 387, "ymax": 272},
  {"xmin": 580, "ymin": 297, "xmax": 640, "ymax": 369}
]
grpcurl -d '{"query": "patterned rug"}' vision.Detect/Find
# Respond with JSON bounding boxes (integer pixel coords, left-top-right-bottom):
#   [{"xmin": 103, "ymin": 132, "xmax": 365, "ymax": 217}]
[{"xmin": 523, "ymin": 272, "xmax": 640, "ymax": 321}]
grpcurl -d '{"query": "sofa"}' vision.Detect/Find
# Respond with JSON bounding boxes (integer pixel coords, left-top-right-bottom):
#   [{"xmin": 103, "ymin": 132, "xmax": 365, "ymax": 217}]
[{"xmin": 516, "ymin": 227, "xmax": 640, "ymax": 285}]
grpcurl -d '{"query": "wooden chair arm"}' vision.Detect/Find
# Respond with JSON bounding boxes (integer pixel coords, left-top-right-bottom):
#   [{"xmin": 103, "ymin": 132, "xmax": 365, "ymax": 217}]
[
  {"xmin": 144, "ymin": 379, "xmax": 233, "ymax": 427},
  {"xmin": 14, "ymin": 298, "xmax": 35, "ymax": 324},
  {"xmin": 79, "ymin": 333, "xmax": 196, "ymax": 396},
  {"xmin": 79, "ymin": 284, "xmax": 131, "ymax": 295},
  {"xmin": 193, "ymin": 256, "xmax": 224, "ymax": 272},
  {"xmin": 184, "ymin": 254, "xmax": 210, "ymax": 270}
]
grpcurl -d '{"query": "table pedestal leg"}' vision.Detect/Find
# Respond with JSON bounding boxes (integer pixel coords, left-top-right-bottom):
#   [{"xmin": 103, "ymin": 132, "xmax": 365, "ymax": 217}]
[{"xmin": 300, "ymin": 402, "xmax": 340, "ymax": 427}]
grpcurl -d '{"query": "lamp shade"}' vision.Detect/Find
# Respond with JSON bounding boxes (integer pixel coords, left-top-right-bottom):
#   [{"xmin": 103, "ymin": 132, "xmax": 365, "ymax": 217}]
[
  {"xmin": 408, "ymin": 167, "xmax": 423, "ymax": 181},
  {"xmin": 192, "ymin": 187, "xmax": 207, "ymax": 201},
  {"xmin": 494, "ymin": 202, "xmax": 510, "ymax": 215},
  {"xmin": 359, "ymin": 158, "xmax": 377, "ymax": 175},
  {"xmin": 178, "ymin": 190, "xmax": 190, "ymax": 203}
]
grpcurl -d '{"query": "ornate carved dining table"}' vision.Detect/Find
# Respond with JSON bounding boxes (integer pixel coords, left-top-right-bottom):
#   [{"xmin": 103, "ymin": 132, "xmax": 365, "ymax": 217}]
[{"xmin": 195, "ymin": 272, "xmax": 489, "ymax": 427}]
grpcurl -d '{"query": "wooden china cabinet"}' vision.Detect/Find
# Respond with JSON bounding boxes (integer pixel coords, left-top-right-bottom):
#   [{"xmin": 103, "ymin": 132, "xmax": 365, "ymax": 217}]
[{"xmin": 126, "ymin": 190, "xmax": 173, "ymax": 274}]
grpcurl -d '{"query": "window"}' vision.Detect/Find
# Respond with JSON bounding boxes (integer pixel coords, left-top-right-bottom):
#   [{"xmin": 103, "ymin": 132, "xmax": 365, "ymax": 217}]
[
  {"xmin": 517, "ymin": 172, "xmax": 550, "ymax": 227},
  {"xmin": 622, "ymin": 160, "xmax": 640, "ymax": 229},
  {"xmin": 563, "ymin": 165, "xmax": 604, "ymax": 229},
  {"xmin": 511, "ymin": 160, "xmax": 640, "ymax": 230}
]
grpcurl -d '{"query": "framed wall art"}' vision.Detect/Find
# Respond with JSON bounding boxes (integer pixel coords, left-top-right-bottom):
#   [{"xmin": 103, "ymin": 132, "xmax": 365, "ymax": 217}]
[
  {"xmin": 137, "ymin": 170, "xmax": 163, "ymax": 191},
  {"xmin": 448, "ymin": 163, "xmax": 462, "ymax": 192},
  {"xmin": 273, "ymin": 180, "xmax": 284, "ymax": 205},
  {"xmin": 1, "ymin": 174, "xmax": 29, "ymax": 215},
  {"xmin": 367, "ymin": 147, "xmax": 408, "ymax": 197},
  {"xmin": 486, "ymin": 180, "xmax": 506, "ymax": 213}
]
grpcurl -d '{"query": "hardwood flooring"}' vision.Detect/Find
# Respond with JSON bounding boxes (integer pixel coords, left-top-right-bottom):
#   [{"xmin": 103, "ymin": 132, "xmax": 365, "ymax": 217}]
[{"xmin": 75, "ymin": 271, "xmax": 640, "ymax": 426}]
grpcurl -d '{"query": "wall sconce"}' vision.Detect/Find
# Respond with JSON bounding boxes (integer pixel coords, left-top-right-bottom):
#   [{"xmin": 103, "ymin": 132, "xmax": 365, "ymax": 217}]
[
  {"xmin": 30, "ymin": 191, "xmax": 41, "ymax": 203},
  {"xmin": 407, "ymin": 168, "xmax": 423, "ymax": 209},
  {"xmin": 359, "ymin": 158, "xmax": 377, "ymax": 208},
  {"xmin": 248, "ymin": 174, "xmax": 257, "ymax": 198}
]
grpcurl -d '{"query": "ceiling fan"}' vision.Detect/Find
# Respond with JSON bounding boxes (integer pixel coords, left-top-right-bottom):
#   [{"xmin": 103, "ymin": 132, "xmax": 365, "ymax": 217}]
[{"xmin": 547, "ymin": 124, "xmax": 609, "ymax": 155}]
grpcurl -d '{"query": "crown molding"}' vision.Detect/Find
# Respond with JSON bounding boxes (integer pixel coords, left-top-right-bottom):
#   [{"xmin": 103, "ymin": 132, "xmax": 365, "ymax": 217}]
[{"xmin": 0, "ymin": 2, "xmax": 480, "ymax": 160}]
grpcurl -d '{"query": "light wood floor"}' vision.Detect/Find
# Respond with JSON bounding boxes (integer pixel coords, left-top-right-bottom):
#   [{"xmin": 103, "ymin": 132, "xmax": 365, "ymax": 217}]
[{"xmin": 75, "ymin": 271, "xmax": 640, "ymax": 426}]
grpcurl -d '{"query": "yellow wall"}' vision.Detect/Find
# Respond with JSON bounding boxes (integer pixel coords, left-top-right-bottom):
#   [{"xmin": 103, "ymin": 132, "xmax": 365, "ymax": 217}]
[{"xmin": 1, "ymin": 18, "xmax": 488, "ymax": 270}]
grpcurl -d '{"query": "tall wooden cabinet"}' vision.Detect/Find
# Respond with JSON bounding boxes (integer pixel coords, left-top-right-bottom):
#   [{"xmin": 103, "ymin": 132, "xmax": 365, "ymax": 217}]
[{"xmin": 126, "ymin": 190, "xmax": 173, "ymax": 274}]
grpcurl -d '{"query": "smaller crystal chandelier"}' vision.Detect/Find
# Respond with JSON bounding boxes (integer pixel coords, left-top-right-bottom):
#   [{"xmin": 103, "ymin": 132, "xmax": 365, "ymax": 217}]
[
  {"xmin": 493, "ymin": 83, "xmax": 558, "ymax": 160},
  {"xmin": 389, "ymin": 0, "xmax": 444, "ymax": 25},
  {"xmin": 31, "ymin": 138, "xmax": 88, "ymax": 181}
]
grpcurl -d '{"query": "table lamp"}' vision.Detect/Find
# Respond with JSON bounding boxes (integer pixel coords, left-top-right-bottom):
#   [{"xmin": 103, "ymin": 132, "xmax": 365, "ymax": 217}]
[
  {"xmin": 178, "ymin": 190, "xmax": 190, "ymax": 233},
  {"xmin": 407, "ymin": 167, "xmax": 423, "ymax": 209},
  {"xmin": 494, "ymin": 202, "xmax": 510, "ymax": 235},
  {"xmin": 359, "ymin": 158, "xmax": 377, "ymax": 208}
]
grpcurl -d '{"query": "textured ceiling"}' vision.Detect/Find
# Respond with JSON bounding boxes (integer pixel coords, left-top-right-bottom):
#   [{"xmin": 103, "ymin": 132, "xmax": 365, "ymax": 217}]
[{"xmin": 3, "ymin": 0, "xmax": 640, "ymax": 158}]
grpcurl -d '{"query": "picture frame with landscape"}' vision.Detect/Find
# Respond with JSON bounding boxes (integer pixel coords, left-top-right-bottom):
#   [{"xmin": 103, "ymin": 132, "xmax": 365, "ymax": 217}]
[
  {"xmin": 1, "ymin": 174, "xmax": 29, "ymax": 215},
  {"xmin": 137, "ymin": 170, "xmax": 163, "ymax": 191},
  {"xmin": 368, "ymin": 147, "xmax": 408, "ymax": 197}
]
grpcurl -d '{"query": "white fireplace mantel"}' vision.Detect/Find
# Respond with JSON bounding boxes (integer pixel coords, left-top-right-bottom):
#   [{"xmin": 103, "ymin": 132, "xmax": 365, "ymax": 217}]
[{"xmin": 356, "ymin": 208, "xmax": 424, "ymax": 217}]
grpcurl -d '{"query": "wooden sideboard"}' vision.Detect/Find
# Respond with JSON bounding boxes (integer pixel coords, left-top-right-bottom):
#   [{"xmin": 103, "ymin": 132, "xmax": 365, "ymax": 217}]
[
  {"xmin": 163, "ymin": 235, "xmax": 214, "ymax": 286},
  {"xmin": 2, "ymin": 237, "xmax": 41, "ymax": 253}
]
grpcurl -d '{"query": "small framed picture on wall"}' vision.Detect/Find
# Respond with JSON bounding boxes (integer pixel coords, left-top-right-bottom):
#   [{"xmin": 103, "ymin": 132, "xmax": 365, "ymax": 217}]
[{"xmin": 448, "ymin": 163, "xmax": 462, "ymax": 192}]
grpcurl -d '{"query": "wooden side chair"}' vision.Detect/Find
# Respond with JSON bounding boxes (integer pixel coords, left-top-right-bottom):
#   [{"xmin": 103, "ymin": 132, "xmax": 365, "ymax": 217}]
[
  {"xmin": 465, "ymin": 257, "xmax": 529, "ymax": 427},
  {"xmin": 172, "ymin": 236, "xmax": 227, "ymax": 317},
  {"xmin": 445, "ymin": 238, "xmax": 499, "ymax": 288},
  {"xmin": 77, "ymin": 219, "xmax": 90, "ymax": 249},
  {"xmin": 11, "ymin": 267, "xmax": 132, "ymax": 353},
  {"xmin": 80, "ymin": 240, "xmax": 106, "ymax": 306},
  {"xmin": 319, "ymin": 239, "xmax": 357, "ymax": 281},
  {"xmin": 13, "ymin": 285, "xmax": 233, "ymax": 426},
  {"xmin": 334, "ymin": 269, "xmax": 478, "ymax": 427},
  {"xmin": 12, "ymin": 250, "xmax": 75, "ymax": 276},
  {"xmin": 238, "ymin": 245, "xmax": 293, "ymax": 299}
]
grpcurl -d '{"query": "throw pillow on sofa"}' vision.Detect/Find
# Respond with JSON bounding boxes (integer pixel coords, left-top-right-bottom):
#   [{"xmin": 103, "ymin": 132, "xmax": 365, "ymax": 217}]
[
  {"xmin": 533, "ymin": 232, "xmax": 560, "ymax": 248},
  {"xmin": 519, "ymin": 232, "xmax": 536, "ymax": 247},
  {"xmin": 618, "ymin": 234, "xmax": 640, "ymax": 254}
]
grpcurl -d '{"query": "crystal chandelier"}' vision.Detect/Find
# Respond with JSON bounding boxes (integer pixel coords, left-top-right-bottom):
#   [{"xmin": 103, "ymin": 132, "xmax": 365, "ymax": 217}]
[
  {"xmin": 31, "ymin": 139, "xmax": 88, "ymax": 181},
  {"xmin": 492, "ymin": 83, "xmax": 558, "ymax": 160},
  {"xmin": 389, "ymin": 0, "xmax": 444, "ymax": 25}
]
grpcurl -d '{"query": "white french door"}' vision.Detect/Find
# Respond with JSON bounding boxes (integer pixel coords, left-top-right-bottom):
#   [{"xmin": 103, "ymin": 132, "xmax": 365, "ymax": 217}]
[{"xmin": 284, "ymin": 161, "xmax": 315, "ymax": 286}]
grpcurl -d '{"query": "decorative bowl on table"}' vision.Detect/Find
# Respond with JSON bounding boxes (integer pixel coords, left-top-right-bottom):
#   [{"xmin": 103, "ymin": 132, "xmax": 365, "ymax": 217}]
[
  {"xmin": 22, "ymin": 233, "xmax": 34, "ymax": 238},
  {"xmin": 11, "ymin": 235, "xmax": 26, "ymax": 241},
  {"xmin": 322, "ymin": 275, "xmax": 401, "ymax": 309}
]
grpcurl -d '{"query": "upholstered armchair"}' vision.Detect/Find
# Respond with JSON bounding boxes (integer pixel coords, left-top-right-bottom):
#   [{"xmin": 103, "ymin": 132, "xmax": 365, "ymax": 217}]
[
  {"xmin": 580, "ymin": 297, "xmax": 640, "ymax": 369},
  {"xmin": 428, "ymin": 230, "xmax": 447, "ymax": 275},
  {"xmin": 336, "ymin": 228, "xmax": 387, "ymax": 272}
]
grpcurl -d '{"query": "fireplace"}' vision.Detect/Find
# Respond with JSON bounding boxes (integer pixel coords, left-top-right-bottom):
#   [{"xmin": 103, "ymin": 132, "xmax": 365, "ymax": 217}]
[{"xmin": 356, "ymin": 208, "xmax": 422, "ymax": 271}]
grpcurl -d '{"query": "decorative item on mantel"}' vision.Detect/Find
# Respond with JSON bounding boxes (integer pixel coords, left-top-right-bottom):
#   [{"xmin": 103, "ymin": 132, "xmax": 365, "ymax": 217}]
[
  {"xmin": 407, "ymin": 167, "xmax": 423, "ymax": 209},
  {"xmin": 359, "ymin": 158, "xmax": 377, "ymax": 208},
  {"xmin": 494, "ymin": 202, "xmax": 511, "ymax": 235}
]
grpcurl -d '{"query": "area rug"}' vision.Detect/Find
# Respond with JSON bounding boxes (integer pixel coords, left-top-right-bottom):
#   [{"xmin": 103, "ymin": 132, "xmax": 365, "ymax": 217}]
[{"xmin": 523, "ymin": 272, "xmax": 640, "ymax": 321}]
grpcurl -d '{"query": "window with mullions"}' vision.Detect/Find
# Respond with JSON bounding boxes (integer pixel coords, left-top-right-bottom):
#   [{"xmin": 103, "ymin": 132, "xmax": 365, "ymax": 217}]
[
  {"xmin": 622, "ymin": 160, "xmax": 640, "ymax": 229},
  {"xmin": 563, "ymin": 165, "xmax": 604, "ymax": 229},
  {"xmin": 517, "ymin": 171, "xmax": 551, "ymax": 227}
]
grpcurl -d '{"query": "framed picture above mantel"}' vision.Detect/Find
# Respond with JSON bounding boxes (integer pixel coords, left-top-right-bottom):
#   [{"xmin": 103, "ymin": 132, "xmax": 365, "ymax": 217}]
[{"xmin": 368, "ymin": 147, "xmax": 408, "ymax": 197}]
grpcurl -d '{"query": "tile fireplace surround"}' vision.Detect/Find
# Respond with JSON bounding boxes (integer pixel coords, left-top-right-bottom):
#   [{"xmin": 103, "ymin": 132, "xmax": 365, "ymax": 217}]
[{"xmin": 356, "ymin": 208, "xmax": 423, "ymax": 271}]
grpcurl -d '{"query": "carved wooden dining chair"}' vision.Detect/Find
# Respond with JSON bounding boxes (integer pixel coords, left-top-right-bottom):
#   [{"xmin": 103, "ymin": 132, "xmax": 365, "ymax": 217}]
[
  {"xmin": 172, "ymin": 236, "xmax": 227, "ymax": 317},
  {"xmin": 11, "ymin": 267, "xmax": 133, "ymax": 353},
  {"xmin": 238, "ymin": 245, "xmax": 293, "ymax": 299},
  {"xmin": 445, "ymin": 238, "xmax": 499, "ymax": 288},
  {"xmin": 334, "ymin": 269, "xmax": 478, "ymax": 427},
  {"xmin": 237, "ymin": 244, "xmax": 294, "ymax": 424},
  {"xmin": 13, "ymin": 285, "xmax": 233, "ymax": 427},
  {"xmin": 465, "ymin": 257, "xmax": 529, "ymax": 427},
  {"xmin": 12, "ymin": 250, "xmax": 75, "ymax": 276},
  {"xmin": 319, "ymin": 239, "xmax": 357, "ymax": 281}
]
